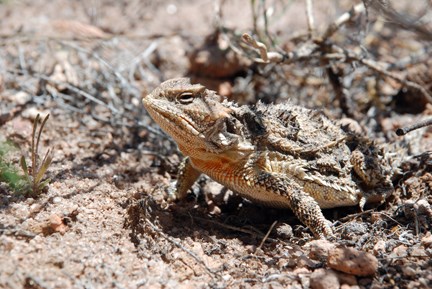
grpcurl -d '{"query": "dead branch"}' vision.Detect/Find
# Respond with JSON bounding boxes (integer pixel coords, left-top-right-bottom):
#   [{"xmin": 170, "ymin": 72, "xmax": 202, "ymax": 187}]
[
  {"xmin": 241, "ymin": 1, "xmax": 432, "ymax": 107},
  {"xmin": 330, "ymin": 46, "xmax": 432, "ymax": 104},
  {"xmin": 242, "ymin": 31, "xmax": 432, "ymax": 105},
  {"xmin": 326, "ymin": 65, "xmax": 356, "ymax": 118},
  {"xmin": 241, "ymin": 33, "xmax": 317, "ymax": 64},
  {"xmin": 320, "ymin": 3, "xmax": 366, "ymax": 41},
  {"xmin": 257, "ymin": 221, "xmax": 278, "ymax": 251},
  {"xmin": 191, "ymin": 215, "xmax": 294, "ymax": 249},
  {"xmin": 334, "ymin": 209, "xmax": 374, "ymax": 224},
  {"xmin": 38, "ymin": 73, "xmax": 119, "ymax": 113},
  {"xmin": 396, "ymin": 117, "xmax": 432, "ymax": 136},
  {"xmin": 305, "ymin": 0, "xmax": 316, "ymax": 38},
  {"xmin": 364, "ymin": 0, "xmax": 432, "ymax": 41},
  {"xmin": 242, "ymin": 33, "xmax": 274, "ymax": 63},
  {"xmin": 145, "ymin": 217, "xmax": 220, "ymax": 279}
]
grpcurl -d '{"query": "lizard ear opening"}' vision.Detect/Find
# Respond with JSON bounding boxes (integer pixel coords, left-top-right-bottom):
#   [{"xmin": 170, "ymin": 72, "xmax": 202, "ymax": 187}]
[{"xmin": 177, "ymin": 92, "xmax": 195, "ymax": 104}]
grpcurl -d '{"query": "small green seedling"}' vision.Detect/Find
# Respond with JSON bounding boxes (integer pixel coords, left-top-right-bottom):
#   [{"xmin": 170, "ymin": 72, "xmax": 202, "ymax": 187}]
[
  {"xmin": 20, "ymin": 114, "xmax": 53, "ymax": 196},
  {"xmin": 0, "ymin": 141, "xmax": 27, "ymax": 192}
]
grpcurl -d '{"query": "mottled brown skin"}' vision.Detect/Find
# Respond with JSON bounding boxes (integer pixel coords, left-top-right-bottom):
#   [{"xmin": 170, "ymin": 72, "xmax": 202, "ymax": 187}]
[{"xmin": 143, "ymin": 78, "xmax": 394, "ymax": 238}]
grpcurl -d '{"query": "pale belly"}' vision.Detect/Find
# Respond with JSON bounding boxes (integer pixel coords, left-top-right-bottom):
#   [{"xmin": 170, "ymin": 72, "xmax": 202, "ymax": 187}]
[{"xmin": 190, "ymin": 154, "xmax": 362, "ymax": 209}]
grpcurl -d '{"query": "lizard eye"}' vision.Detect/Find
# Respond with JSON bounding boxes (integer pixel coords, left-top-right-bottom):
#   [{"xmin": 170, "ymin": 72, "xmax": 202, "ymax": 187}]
[{"xmin": 177, "ymin": 92, "xmax": 194, "ymax": 104}]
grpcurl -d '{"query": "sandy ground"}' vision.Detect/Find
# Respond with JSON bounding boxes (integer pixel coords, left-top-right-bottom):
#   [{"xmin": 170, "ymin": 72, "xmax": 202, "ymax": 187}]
[{"xmin": 0, "ymin": 1, "xmax": 431, "ymax": 288}]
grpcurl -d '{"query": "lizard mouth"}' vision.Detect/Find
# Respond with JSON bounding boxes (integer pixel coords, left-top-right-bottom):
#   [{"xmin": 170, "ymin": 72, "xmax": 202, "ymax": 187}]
[{"xmin": 143, "ymin": 97, "xmax": 203, "ymax": 138}]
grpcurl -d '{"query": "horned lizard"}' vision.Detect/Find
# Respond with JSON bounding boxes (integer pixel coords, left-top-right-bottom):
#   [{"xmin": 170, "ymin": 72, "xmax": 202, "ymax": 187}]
[{"xmin": 143, "ymin": 78, "xmax": 394, "ymax": 238}]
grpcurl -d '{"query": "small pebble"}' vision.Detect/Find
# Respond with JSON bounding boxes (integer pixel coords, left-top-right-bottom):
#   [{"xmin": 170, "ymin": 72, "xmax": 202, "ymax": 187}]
[
  {"xmin": 30, "ymin": 203, "xmax": 42, "ymax": 213},
  {"xmin": 401, "ymin": 266, "xmax": 417, "ymax": 278},
  {"xmin": 305, "ymin": 239, "xmax": 336, "ymax": 261},
  {"xmin": 310, "ymin": 269, "xmax": 340, "ymax": 289},
  {"xmin": 14, "ymin": 91, "xmax": 32, "ymax": 105},
  {"xmin": 421, "ymin": 233, "xmax": 432, "ymax": 248},
  {"xmin": 328, "ymin": 246, "xmax": 378, "ymax": 276},
  {"xmin": 373, "ymin": 240, "xmax": 386, "ymax": 255},
  {"xmin": 49, "ymin": 214, "xmax": 68, "ymax": 234}
]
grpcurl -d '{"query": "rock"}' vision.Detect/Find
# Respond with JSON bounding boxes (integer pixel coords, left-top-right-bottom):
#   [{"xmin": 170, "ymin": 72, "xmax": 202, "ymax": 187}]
[
  {"xmin": 51, "ymin": 20, "xmax": 109, "ymax": 39},
  {"xmin": 305, "ymin": 239, "xmax": 336, "ymax": 261},
  {"xmin": 336, "ymin": 271, "xmax": 358, "ymax": 286},
  {"xmin": 339, "ymin": 118, "xmax": 363, "ymax": 135},
  {"xmin": 401, "ymin": 266, "xmax": 417, "ymax": 278},
  {"xmin": 12, "ymin": 203, "xmax": 31, "ymax": 219},
  {"xmin": 391, "ymin": 245, "xmax": 408, "ymax": 258},
  {"xmin": 340, "ymin": 285, "xmax": 357, "ymax": 289},
  {"xmin": 218, "ymin": 81, "xmax": 232, "ymax": 97},
  {"xmin": 188, "ymin": 31, "xmax": 251, "ymax": 78},
  {"xmin": 415, "ymin": 199, "xmax": 432, "ymax": 216},
  {"xmin": 310, "ymin": 269, "xmax": 340, "ymax": 289},
  {"xmin": 421, "ymin": 233, "xmax": 432, "ymax": 248},
  {"xmin": 151, "ymin": 36, "xmax": 189, "ymax": 79},
  {"xmin": 49, "ymin": 214, "xmax": 68, "ymax": 234},
  {"xmin": 411, "ymin": 246, "xmax": 428, "ymax": 257},
  {"xmin": 21, "ymin": 107, "xmax": 48, "ymax": 120},
  {"xmin": 370, "ymin": 212, "xmax": 383, "ymax": 223},
  {"xmin": 341, "ymin": 222, "xmax": 368, "ymax": 237},
  {"xmin": 14, "ymin": 91, "xmax": 32, "ymax": 105},
  {"xmin": 327, "ymin": 247, "xmax": 378, "ymax": 276},
  {"xmin": 0, "ymin": 236, "xmax": 14, "ymax": 251},
  {"xmin": 373, "ymin": 240, "xmax": 387, "ymax": 255},
  {"xmin": 276, "ymin": 223, "xmax": 293, "ymax": 239},
  {"xmin": 404, "ymin": 199, "xmax": 432, "ymax": 219}
]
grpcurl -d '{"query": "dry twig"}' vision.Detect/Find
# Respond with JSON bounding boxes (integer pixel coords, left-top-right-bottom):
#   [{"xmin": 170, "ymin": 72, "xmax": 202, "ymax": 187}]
[
  {"xmin": 396, "ymin": 117, "xmax": 432, "ymax": 136},
  {"xmin": 364, "ymin": 0, "xmax": 432, "ymax": 41},
  {"xmin": 319, "ymin": 3, "xmax": 366, "ymax": 41},
  {"xmin": 191, "ymin": 215, "xmax": 293, "ymax": 249},
  {"xmin": 304, "ymin": 0, "xmax": 315, "ymax": 38},
  {"xmin": 241, "ymin": 1, "xmax": 432, "ymax": 106},
  {"xmin": 257, "ymin": 221, "xmax": 278, "ymax": 251},
  {"xmin": 144, "ymin": 217, "xmax": 220, "ymax": 279}
]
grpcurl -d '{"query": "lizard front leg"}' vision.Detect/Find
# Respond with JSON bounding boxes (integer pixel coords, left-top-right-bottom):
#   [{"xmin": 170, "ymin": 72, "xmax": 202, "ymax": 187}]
[{"xmin": 175, "ymin": 157, "xmax": 202, "ymax": 200}]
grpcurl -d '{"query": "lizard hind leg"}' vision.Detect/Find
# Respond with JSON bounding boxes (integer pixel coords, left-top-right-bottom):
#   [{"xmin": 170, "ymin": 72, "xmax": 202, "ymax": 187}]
[
  {"xmin": 350, "ymin": 145, "xmax": 393, "ymax": 206},
  {"xmin": 254, "ymin": 172, "xmax": 334, "ymax": 239}
]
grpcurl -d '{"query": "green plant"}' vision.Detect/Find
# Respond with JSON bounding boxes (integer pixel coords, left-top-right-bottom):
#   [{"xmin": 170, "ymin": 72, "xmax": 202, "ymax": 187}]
[
  {"xmin": 0, "ymin": 141, "xmax": 28, "ymax": 192},
  {"xmin": 20, "ymin": 114, "xmax": 53, "ymax": 196}
]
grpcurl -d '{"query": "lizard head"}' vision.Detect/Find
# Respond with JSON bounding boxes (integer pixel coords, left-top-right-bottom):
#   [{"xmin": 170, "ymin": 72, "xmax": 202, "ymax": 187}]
[{"xmin": 143, "ymin": 78, "xmax": 235, "ymax": 155}]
